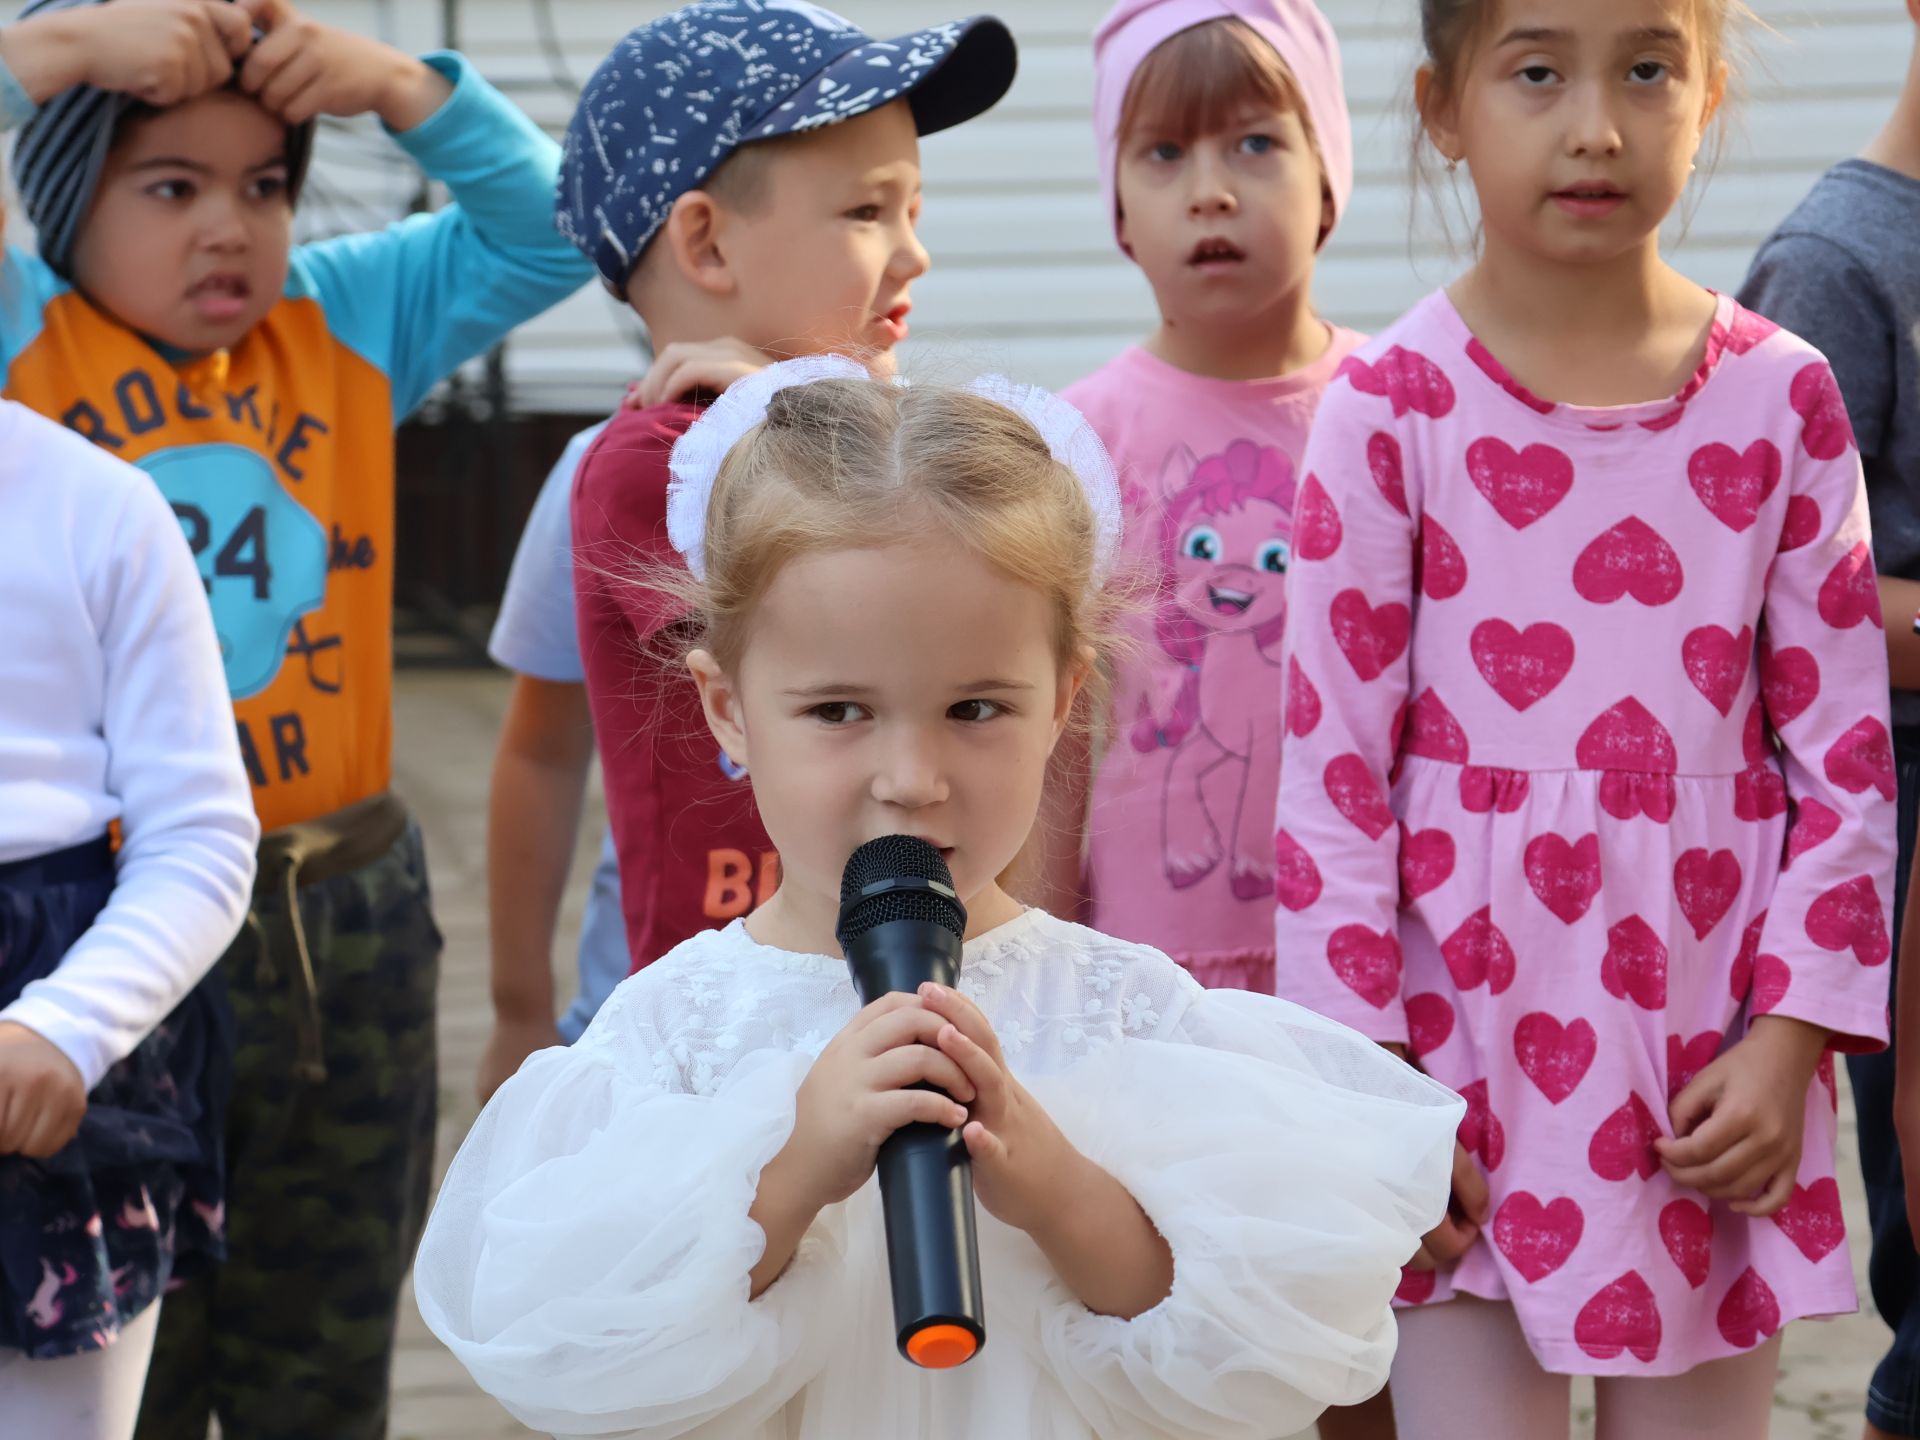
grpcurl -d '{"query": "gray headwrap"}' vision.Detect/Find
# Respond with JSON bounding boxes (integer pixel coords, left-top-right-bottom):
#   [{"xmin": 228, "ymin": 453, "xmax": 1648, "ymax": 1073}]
[{"xmin": 11, "ymin": 0, "xmax": 313, "ymax": 277}]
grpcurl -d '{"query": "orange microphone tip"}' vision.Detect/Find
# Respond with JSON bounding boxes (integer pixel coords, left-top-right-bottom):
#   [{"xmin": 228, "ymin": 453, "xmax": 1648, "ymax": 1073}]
[{"xmin": 905, "ymin": 1323, "xmax": 978, "ymax": 1369}]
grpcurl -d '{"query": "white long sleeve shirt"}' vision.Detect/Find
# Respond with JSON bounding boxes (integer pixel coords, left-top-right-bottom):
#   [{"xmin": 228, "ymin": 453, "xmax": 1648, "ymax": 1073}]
[{"xmin": 0, "ymin": 399, "xmax": 257, "ymax": 1088}]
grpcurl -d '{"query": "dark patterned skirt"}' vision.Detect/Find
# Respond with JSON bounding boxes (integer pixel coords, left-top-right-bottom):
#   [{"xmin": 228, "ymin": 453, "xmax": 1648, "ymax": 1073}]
[{"xmin": 0, "ymin": 837, "xmax": 232, "ymax": 1359}]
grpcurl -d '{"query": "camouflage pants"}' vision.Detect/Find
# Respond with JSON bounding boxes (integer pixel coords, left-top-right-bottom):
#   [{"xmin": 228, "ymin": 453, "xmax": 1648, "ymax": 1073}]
[{"xmin": 134, "ymin": 794, "xmax": 441, "ymax": 1440}]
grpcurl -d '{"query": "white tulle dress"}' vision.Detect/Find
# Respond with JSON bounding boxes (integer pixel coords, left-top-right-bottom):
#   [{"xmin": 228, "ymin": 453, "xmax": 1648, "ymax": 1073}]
[{"xmin": 415, "ymin": 909, "xmax": 1464, "ymax": 1440}]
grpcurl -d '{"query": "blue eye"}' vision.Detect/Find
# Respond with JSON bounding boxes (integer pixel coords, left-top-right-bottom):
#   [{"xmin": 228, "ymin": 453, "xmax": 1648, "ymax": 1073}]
[
  {"xmin": 1258, "ymin": 539, "xmax": 1291, "ymax": 574},
  {"xmin": 1241, "ymin": 134, "xmax": 1275, "ymax": 155},
  {"xmin": 1181, "ymin": 525, "xmax": 1221, "ymax": 562}
]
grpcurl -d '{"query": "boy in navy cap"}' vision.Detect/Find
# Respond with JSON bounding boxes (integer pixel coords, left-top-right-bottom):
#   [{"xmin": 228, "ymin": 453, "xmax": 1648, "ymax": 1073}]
[
  {"xmin": 480, "ymin": 1, "xmax": 1018, "ymax": 1110},
  {"xmin": 547, "ymin": 4, "xmax": 1014, "ymax": 1008}
]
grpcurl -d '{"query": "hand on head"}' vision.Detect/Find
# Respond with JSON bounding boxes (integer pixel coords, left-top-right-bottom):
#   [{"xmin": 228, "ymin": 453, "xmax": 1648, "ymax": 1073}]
[
  {"xmin": 44, "ymin": 0, "xmax": 251, "ymax": 109},
  {"xmin": 40, "ymin": 0, "xmax": 445, "ymax": 129},
  {"xmin": 229, "ymin": 0, "xmax": 448, "ymax": 129}
]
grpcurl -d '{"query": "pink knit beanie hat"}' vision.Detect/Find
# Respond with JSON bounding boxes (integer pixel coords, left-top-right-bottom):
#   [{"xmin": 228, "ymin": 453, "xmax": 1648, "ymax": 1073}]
[{"xmin": 1091, "ymin": 0, "xmax": 1353, "ymax": 250}]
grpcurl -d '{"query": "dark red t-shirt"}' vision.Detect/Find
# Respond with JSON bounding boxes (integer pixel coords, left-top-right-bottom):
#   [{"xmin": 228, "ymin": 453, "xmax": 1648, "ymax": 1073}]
[{"xmin": 571, "ymin": 401, "xmax": 775, "ymax": 971}]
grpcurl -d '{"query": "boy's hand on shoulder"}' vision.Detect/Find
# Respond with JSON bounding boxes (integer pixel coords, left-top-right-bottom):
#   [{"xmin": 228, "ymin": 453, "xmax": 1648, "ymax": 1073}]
[
  {"xmin": 234, "ymin": 0, "xmax": 450, "ymax": 129},
  {"xmin": 0, "ymin": 1021, "xmax": 86, "ymax": 1159},
  {"xmin": 2, "ymin": 0, "xmax": 251, "ymax": 108},
  {"xmin": 625, "ymin": 339, "xmax": 775, "ymax": 411},
  {"xmin": 919, "ymin": 982, "xmax": 1085, "ymax": 1237}
]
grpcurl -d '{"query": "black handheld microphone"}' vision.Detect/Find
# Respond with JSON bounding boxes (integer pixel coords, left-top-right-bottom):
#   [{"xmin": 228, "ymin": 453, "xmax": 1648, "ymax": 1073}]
[{"xmin": 836, "ymin": 836, "xmax": 986, "ymax": 1369}]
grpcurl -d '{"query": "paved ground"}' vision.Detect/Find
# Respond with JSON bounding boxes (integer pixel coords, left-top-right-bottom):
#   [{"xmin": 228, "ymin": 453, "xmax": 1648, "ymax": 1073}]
[{"xmin": 385, "ymin": 669, "xmax": 1894, "ymax": 1440}]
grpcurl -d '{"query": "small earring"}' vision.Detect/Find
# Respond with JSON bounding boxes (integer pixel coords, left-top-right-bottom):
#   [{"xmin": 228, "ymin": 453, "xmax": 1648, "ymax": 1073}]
[{"xmin": 1446, "ymin": 156, "xmax": 1460, "ymax": 174}]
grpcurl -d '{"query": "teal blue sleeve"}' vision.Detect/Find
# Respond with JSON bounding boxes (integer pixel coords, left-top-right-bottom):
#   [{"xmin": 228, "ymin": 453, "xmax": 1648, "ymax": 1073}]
[
  {"xmin": 0, "ymin": 243, "xmax": 70, "ymax": 389},
  {"xmin": 0, "ymin": 48, "xmax": 58, "ymax": 385},
  {"xmin": 287, "ymin": 51, "xmax": 594, "ymax": 420},
  {"xmin": 0, "ymin": 45, "xmax": 36, "ymax": 130}
]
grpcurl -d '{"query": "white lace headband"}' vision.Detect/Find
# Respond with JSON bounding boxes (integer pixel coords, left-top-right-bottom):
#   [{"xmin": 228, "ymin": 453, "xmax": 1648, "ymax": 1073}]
[{"xmin": 664, "ymin": 355, "xmax": 1126, "ymax": 588}]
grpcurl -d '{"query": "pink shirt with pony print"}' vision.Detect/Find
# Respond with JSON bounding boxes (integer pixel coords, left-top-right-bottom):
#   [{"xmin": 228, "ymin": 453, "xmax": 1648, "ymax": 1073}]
[{"xmin": 1063, "ymin": 327, "xmax": 1363, "ymax": 990}]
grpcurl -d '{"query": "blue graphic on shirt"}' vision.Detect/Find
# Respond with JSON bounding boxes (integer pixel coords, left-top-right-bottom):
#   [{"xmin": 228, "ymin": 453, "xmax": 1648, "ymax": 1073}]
[{"xmin": 138, "ymin": 444, "xmax": 328, "ymax": 700}]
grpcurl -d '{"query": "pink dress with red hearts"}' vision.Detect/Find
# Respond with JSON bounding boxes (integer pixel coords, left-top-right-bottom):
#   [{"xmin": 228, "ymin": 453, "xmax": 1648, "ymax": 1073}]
[{"xmin": 1272, "ymin": 288, "xmax": 1898, "ymax": 1377}]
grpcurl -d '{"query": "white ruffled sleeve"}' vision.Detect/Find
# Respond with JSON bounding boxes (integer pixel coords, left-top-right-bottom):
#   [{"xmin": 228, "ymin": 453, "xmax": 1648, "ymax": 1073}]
[
  {"xmin": 1002, "ymin": 988, "xmax": 1463, "ymax": 1440},
  {"xmin": 413, "ymin": 1017, "xmax": 850, "ymax": 1439}
]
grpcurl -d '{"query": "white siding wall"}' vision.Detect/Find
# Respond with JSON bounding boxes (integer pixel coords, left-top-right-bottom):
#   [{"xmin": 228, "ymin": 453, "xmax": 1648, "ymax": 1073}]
[{"xmin": 287, "ymin": 2, "xmax": 1915, "ymax": 412}]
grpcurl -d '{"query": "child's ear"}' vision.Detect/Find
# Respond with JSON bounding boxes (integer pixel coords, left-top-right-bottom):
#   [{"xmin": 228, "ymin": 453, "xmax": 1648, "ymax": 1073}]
[
  {"xmin": 661, "ymin": 191, "xmax": 738, "ymax": 299},
  {"xmin": 688, "ymin": 650, "xmax": 750, "ymax": 769},
  {"xmin": 1049, "ymin": 647, "xmax": 1096, "ymax": 749},
  {"xmin": 1414, "ymin": 63, "xmax": 1464, "ymax": 170},
  {"xmin": 1697, "ymin": 58, "xmax": 1728, "ymax": 142}
]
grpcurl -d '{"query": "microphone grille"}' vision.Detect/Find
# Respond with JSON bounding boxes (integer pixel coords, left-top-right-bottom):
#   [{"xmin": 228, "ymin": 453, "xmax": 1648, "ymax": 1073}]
[
  {"xmin": 840, "ymin": 835, "xmax": 954, "ymax": 902},
  {"xmin": 836, "ymin": 836, "xmax": 966, "ymax": 946}
]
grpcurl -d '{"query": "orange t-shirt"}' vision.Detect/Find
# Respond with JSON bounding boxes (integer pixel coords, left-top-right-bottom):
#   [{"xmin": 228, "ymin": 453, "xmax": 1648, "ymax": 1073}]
[
  {"xmin": 0, "ymin": 53, "xmax": 592, "ymax": 831},
  {"xmin": 6, "ymin": 293, "xmax": 396, "ymax": 832}
]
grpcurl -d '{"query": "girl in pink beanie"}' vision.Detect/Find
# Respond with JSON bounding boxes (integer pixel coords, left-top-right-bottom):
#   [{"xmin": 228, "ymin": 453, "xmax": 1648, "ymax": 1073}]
[
  {"xmin": 1043, "ymin": 11, "xmax": 1389, "ymax": 1431},
  {"xmin": 1043, "ymin": 0, "xmax": 1361, "ymax": 1092},
  {"xmin": 1088, "ymin": 0, "xmax": 1353, "ymax": 259}
]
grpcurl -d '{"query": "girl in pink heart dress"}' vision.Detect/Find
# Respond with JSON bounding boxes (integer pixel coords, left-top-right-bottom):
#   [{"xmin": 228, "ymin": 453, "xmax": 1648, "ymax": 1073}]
[{"xmin": 1272, "ymin": 1, "xmax": 1898, "ymax": 1435}]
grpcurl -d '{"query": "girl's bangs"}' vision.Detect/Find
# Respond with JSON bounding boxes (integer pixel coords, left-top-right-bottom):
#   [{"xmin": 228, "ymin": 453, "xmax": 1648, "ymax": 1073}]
[{"xmin": 1117, "ymin": 19, "xmax": 1307, "ymax": 148}]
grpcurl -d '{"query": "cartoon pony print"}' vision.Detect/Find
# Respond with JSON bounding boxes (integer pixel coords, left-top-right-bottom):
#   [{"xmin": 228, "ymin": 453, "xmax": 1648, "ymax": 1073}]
[{"xmin": 1131, "ymin": 439, "xmax": 1296, "ymax": 898}]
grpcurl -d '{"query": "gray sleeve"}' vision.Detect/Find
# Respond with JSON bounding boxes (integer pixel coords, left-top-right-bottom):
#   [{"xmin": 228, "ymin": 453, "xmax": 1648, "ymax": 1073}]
[{"xmin": 1737, "ymin": 233, "xmax": 1896, "ymax": 459}]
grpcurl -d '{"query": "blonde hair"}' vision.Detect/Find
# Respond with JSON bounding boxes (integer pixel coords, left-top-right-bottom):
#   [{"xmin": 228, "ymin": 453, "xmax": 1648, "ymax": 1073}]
[{"xmin": 663, "ymin": 377, "xmax": 1127, "ymax": 708}]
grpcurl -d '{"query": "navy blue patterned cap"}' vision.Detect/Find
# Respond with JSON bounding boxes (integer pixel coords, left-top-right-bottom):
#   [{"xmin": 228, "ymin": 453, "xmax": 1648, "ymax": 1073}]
[{"xmin": 557, "ymin": 1, "xmax": 1016, "ymax": 288}]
